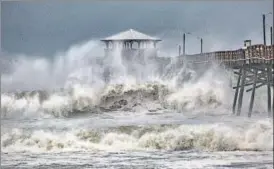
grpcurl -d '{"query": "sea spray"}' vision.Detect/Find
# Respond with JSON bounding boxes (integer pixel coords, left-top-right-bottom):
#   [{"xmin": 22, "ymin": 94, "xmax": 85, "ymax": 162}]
[
  {"xmin": 1, "ymin": 40, "xmax": 236, "ymax": 117},
  {"xmin": 1, "ymin": 77, "xmax": 232, "ymax": 118}
]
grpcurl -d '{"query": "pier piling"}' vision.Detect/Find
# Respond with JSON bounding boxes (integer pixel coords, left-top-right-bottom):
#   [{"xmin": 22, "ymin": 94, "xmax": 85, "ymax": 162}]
[{"xmin": 237, "ymin": 65, "xmax": 246, "ymax": 116}]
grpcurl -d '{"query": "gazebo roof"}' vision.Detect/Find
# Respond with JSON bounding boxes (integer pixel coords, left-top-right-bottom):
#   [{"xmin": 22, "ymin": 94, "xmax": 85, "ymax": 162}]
[{"xmin": 101, "ymin": 29, "xmax": 161, "ymax": 42}]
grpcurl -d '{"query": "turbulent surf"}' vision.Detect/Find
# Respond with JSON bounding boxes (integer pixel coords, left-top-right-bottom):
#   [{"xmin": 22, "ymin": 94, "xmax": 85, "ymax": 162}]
[{"xmin": 1, "ymin": 40, "xmax": 273, "ymax": 169}]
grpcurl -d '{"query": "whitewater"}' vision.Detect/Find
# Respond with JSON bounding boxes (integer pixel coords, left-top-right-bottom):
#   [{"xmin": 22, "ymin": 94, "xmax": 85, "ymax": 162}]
[{"xmin": 1, "ymin": 40, "xmax": 273, "ymax": 169}]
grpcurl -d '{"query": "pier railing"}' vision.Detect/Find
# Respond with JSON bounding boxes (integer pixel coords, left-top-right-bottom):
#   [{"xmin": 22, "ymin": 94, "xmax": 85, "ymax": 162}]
[{"xmin": 182, "ymin": 44, "xmax": 274, "ymax": 67}]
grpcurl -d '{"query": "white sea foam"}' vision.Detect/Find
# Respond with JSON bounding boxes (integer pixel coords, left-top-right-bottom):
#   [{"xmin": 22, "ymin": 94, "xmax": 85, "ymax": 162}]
[
  {"xmin": 1, "ymin": 119, "xmax": 272, "ymax": 153},
  {"xmin": 1, "ymin": 77, "xmax": 234, "ymax": 118}
]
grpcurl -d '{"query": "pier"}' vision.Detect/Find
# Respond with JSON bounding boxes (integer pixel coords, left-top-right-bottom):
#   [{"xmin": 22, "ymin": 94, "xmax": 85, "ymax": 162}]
[{"xmin": 180, "ymin": 43, "xmax": 274, "ymax": 117}]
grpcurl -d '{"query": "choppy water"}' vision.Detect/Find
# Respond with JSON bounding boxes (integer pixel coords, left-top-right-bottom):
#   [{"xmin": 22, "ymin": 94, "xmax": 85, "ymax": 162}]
[
  {"xmin": 1, "ymin": 40, "xmax": 273, "ymax": 169},
  {"xmin": 2, "ymin": 113, "xmax": 273, "ymax": 169}
]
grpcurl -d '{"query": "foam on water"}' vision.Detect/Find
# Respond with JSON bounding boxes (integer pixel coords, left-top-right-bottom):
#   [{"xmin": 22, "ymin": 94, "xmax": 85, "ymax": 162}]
[{"xmin": 1, "ymin": 119, "xmax": 272, "ymax": 153}]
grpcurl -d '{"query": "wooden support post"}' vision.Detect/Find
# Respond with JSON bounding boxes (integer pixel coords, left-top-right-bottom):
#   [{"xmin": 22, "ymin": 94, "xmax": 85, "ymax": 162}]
[
  {"xmin": 248, "ymin": 69, "xmax": 258, "ymax": 117},
  {"xmin": 272, "ymin": 59, "xmax": 274, "ymax": 116},
  {"xmin": 233, "ymin": 68, "xmax": 242, "ymax": 114},
  {"xmin": 271, "ymin": 26, "xmax": 273, "ymax": 45},
  {"xmin": 272, "ymin": 79, "xmax": 274, "ymax": 116},
  {"xmin": 272, "ymin": 81, "xmax": 274, "ymax": 116},
  {"xmin": 200, "ymin": 38, "xmax": 203, "ymax": 54},
  {"xmin": 263, "ymin": 14, "xmax": 266, "ymax": 45},
  {"xmin": 246, "ymin": 81, "xmax": 268, "ymax": 92},
  {"xmin": 272, "ymin": 60, "xmax": 274, "ymax": 116},
  {"xmin": 237, "ymin": 65, "xmax": 246, "ymax": 116},
  {"xmin": 183, "ymin": 33, "xmax": 186, "ymax": 55},
  {"xmin": 267, "ymin": 65, "xmax": 272, "ymax": 117}
]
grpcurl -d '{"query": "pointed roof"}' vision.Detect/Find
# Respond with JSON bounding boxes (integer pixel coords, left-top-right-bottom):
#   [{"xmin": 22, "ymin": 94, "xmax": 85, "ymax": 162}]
[{"xmin": 101, "ymin": 29, "xmax": 161, "ymax": 41}]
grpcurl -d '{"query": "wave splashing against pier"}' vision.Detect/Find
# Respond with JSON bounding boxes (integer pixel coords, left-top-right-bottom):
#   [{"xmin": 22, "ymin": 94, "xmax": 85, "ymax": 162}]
[
  {"xmin": 1, "ymin": 78, "xmax": 230, "ymax": 118},
  {"xmin": 1, "ymin": 40, "xmax": 273, "ymax": 169},
  {"xmin": 1, "ymin": 40, "xmax": 234, "ymax": 118}
]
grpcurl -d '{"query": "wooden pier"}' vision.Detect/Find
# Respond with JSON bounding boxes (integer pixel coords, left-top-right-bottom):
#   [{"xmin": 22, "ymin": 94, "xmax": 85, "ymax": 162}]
[{"xmin": 180, "ymin": 44, "xmax": 274, "ymax": 117}]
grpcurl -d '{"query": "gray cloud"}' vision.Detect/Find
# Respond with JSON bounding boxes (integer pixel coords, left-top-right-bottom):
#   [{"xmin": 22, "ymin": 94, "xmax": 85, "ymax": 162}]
[{"xmin": 1, "ymin": 1, "xmax": 273, "ymax": 56}]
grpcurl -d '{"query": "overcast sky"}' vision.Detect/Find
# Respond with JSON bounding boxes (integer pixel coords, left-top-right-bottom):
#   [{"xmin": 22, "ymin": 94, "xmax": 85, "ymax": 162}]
[{"xmin": 1, "ymin": 1, "xmax": 273, "ymax": 57}]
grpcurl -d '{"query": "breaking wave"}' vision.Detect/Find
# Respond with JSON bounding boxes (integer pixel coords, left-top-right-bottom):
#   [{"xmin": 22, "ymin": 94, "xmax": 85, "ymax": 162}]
[
  {"xmin": 2, "ymin": 119, "xmax": 272, "ymax": 152},
  {"xmin": 1, "ymin": 77, "xmax": 231, "ymax": 118},
  {"xmin": 1, "ymin": 39, "xmax": 235, "ymax": 118}
]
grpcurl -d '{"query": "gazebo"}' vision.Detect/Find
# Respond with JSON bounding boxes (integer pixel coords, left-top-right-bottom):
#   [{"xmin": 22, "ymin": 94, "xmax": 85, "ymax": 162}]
[{"xmin": 101, "ymin": 29, "xmax": 161, "ymax": 59}]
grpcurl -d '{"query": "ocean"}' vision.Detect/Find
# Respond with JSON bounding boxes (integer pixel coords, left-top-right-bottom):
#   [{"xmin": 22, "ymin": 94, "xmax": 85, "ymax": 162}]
[{"xmin": 1, "ymin": 41, "xmax": 273, "ymax": 169}]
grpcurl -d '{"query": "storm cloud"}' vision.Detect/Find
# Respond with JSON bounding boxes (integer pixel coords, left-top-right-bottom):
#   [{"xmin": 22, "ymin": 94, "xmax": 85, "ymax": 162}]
[{"xmin": 1, "ymin": 1, "xmax": 273, "ymax": 56}]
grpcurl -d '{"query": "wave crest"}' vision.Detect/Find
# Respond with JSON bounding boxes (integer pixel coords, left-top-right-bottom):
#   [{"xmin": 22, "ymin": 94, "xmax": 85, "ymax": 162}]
[{"xmin": 1, "ymin": 79, "xmax": 230, "ymax": 118}]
